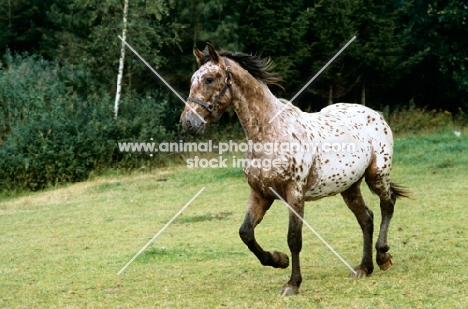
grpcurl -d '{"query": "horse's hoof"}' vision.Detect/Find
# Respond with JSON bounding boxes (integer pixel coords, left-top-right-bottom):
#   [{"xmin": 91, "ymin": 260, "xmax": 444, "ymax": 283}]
[
  {"xmin": 378, "ymin": 253, "xmax": 393, "ymax": 270},
  {"xmin": 379, "ymin": 257, "xmax": 393, "ymax": 270},
  {"xmin": 350, "ymin": 265, "xmax": 371, "ymax": 278},
  {"xmin": 279, "ymin": 284, "xmax": 299, "ymax": 296},
  {"xmin": 272, "ymin": 251, "xmax": 289, "ymax": 269}
]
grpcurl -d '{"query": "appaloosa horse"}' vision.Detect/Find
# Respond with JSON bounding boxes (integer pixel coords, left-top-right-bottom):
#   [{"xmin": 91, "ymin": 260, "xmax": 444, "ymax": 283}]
[{"xmin": 180, "ymin": 44, "xmax": 408, "ymax": 296}]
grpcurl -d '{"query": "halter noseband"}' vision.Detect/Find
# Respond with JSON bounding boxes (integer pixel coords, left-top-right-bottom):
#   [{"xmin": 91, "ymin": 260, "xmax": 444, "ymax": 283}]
[{"xmin": 187, "ymin": 57, "xmax": 233, "ymax": 112}]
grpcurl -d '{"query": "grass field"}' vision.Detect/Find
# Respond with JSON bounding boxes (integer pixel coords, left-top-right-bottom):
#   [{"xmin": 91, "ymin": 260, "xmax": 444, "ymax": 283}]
[{"xmin": 1, "ymin": 131, "xmax": 468, "ymax": 308}]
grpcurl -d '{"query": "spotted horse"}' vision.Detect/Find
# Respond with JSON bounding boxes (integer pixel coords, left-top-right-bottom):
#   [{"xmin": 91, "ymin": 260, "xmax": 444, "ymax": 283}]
[{"xmin": 180, "ymin": 44, "xmax": 409, "ymax": 296}]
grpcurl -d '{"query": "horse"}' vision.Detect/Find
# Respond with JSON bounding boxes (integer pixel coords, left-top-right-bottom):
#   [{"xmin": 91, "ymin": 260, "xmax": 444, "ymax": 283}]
[{"xmin": 180, "ymin": 43, "xmax": 408, "ymax": 296}]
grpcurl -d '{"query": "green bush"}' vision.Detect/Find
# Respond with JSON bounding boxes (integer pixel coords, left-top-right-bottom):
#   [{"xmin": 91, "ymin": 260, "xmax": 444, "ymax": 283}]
[
  {"xmin": 384, "ymin": 102, "xmax": 466, "ymax": 135},
  {"xmin": 0, "ymin": 54, "xmax": 174, "ymax": 191}
]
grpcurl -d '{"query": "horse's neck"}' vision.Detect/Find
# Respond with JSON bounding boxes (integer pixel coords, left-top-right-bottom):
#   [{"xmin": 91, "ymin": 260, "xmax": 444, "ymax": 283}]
[{"xmin": 232, "ymin": 81, "xmax": 283, "ymax": 142}]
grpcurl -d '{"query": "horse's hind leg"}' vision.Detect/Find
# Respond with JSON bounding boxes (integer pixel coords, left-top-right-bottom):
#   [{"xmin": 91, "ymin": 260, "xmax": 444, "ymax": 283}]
[
  {"xmin": 239, "ymin": 189, "xmax": 290, "ymax": 269},
  {"xmin": 341, "ymin": 180, "xmax": 375, "ymax": 277},
  {"xmin": 375, "ymin": 195, "xmax": 395, "ymax": 270},
  {"xmin": 365, "ymin": 171, "xmax": 396, "ymax": 271}
]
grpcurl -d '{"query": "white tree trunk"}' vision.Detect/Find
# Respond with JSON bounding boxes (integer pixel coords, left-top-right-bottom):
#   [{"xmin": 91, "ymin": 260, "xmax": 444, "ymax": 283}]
[{"xmin": 114, "ymin": 0, "xmax": 129, "ymax": 118}]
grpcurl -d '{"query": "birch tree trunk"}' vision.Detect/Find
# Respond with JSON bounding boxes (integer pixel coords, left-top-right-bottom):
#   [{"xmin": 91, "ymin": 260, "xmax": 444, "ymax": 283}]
[{"xmin": 114, "ymin": 0, "xmax": 129, "ymax": 118}]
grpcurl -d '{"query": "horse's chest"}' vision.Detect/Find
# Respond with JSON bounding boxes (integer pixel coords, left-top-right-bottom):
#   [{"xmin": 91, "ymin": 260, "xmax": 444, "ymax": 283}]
[{"xmin": 242, "ymin": 150, "xmax": 312, "ymax": 191}]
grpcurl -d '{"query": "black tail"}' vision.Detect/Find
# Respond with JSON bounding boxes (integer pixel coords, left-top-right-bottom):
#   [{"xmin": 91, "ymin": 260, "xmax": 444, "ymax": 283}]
[{"xmin": 390, "ymin": 182, "xmax": 411, "ymax": 199}]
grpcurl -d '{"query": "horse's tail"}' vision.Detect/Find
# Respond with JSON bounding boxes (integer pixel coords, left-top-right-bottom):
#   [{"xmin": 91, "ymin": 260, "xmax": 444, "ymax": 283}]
[{"xmin": 390, "ymin": 182, "xmax": 411, "ymax": 199}]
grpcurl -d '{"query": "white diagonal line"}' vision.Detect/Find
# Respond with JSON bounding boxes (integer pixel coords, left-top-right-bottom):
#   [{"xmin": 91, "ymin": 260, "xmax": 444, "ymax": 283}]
[
  {"xmin": 117, "ymin": 35, "xmax": 206, "ymax": 124},
  {"xmin": 268, "ymin": 36, "xmax": 357, "ymax": 124},
  {"xmin": 269, "ymin": 187, "xmax": 357, "ymax": 275},
  {"xmin": 117, "ymin": 187, "xmax": 206, "ymax": 275}
]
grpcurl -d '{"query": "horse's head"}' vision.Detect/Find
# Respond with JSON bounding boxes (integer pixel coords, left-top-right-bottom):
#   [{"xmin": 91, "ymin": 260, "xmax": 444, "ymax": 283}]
[{"xmin": 180, "ymin": 44, "xmax": 234, "ymax": 136}]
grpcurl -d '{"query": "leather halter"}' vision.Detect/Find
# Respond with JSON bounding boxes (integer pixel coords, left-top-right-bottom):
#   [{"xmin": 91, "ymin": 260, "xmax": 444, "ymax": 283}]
[{"xmin": 187, "ymin": 57, "xmax": 233, "ymax": 112}]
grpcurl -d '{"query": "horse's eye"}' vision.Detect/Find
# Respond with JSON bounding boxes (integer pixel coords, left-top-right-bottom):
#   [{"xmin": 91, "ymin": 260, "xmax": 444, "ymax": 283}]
[{"xmin": 205, "ymin": 77, "xmax": 214, "ymax": 85}]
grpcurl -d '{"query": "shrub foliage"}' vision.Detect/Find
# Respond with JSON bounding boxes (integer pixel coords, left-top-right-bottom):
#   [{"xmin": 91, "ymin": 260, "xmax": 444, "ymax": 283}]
[{"xmin": 0, "ymin": 54, "xmax": 173, "ymax": 191}]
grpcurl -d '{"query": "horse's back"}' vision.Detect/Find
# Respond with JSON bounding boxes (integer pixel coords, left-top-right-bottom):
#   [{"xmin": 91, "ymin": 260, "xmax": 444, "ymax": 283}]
[
  {"xmin": 319, "ymin": 103, "xmax": 388, "ymax": 129},
  {"xmin": 317, "ymin": 103, "xmax": 393, "ymax": 146}
]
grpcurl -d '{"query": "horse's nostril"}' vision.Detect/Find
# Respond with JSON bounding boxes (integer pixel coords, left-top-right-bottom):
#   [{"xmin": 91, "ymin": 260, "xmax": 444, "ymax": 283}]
[{"xmin": 182, "ymin": 113, "xmax": 204, "ymax": 135}]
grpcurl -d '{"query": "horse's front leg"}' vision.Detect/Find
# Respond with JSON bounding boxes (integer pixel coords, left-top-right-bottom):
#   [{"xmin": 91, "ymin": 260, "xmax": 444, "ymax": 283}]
[
  {"xmin": 279, "ymin": 192, "xmax": 304, "ymax": 296},
  {"xmin": 239, "ymin": 189, "xmax": 289, "ymax": 269}
]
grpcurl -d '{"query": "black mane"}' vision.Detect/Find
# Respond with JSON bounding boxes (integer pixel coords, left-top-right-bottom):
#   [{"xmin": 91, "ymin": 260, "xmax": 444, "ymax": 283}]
[{"xmin": 200, "ymin": 51, "xmax": 283, "ymax": 88}]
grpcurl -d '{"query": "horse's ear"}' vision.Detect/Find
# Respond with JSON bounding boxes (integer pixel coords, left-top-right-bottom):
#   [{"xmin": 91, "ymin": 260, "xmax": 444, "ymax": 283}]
[
  {"xmin": 193, "ymin": 45, "xmax": 205, "ymax": 67},
  {"xmin": 206, "ymin": 42, "xmax": 220, "ymax": 64}
]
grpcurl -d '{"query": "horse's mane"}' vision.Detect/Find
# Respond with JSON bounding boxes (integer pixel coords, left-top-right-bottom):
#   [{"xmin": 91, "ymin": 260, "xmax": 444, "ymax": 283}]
[{"xmin": 199, "ymin": 51, "xmax": 284, "ymax": 89}]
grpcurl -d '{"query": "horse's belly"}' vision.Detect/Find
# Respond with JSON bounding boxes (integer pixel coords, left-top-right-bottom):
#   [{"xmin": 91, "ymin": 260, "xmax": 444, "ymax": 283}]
[
  {"xmin": 304, "ymin": 174, "xmax": 362, "ymax": 200},
  {"xmin": 304, "ymin": 152, "xmax": 370, "ymax": 200},
  {"xmin": 304, "ymin": 182, "xmax": 353, "ymax": 201}
]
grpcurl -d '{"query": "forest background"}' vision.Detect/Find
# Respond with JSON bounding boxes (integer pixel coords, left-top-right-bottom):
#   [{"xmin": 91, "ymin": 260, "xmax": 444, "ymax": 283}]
[{"xmin": 0, "ymin": 0, "xmax": 467, "ymax": 191}]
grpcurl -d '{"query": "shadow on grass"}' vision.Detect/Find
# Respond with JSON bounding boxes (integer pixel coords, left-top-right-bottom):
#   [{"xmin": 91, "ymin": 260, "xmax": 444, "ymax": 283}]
[
  {"xmin": 174, "ymin": 211, "xmax": 233, "ymax": 224},
  {"xmin": 137, "ymin": 246, "xmax": 246, "ymax": 264}
]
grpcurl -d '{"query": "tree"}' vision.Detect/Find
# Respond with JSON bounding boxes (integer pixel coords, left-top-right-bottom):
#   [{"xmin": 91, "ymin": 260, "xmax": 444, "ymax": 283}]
[
  {"xmin": 45, "ymin": 0, "xmax": 184, "ymax": 94},
  {"xmin": 0, "ymin": 0, "xmax": 56, "ymax": 54},
  {"xmin": 427, "ymin": 0, "xmax": 468, "ymax": 91},
  {"xmin": 304, "ymin": 0, "xmax": 415, "ymax": 108},
  {"xmin": 304, "ymin": 0, "xmax": 358, "ymax": 106},
  {"xmin": 393, "ymin": 0, "xmax": 468, "ymax": 110},
  {"xmin": 235, "ymin": 0, "xmax": 310, "ymax": 96},
  {"xmin": 159, "ymin": 0, "xmax": 241, "ymax": 91},
  {"xmin": 114, "ymin": 0, "xmax": 129, "ymax": 118}
]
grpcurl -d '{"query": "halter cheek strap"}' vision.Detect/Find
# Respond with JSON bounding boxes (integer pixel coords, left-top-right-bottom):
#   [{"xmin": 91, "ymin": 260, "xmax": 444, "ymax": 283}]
[
  {"xmin": 187, "ymin": 57, "xmax": 233, "ymax": 113},
  {"xmin": 186, "ymin": 96, "xmax": 215, "ymax": 111}
]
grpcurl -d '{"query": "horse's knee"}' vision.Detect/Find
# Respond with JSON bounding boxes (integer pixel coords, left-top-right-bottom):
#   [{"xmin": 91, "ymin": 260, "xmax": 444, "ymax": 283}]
[{"xmin": 239, "ymin": 222, "xmax": 253, "ymax": 244}]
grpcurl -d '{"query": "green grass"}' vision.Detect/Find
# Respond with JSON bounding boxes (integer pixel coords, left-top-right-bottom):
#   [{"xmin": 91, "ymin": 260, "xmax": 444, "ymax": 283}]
[{"xmin": 1, "ymin": 131, "xmax": 468, "ymax": 308}]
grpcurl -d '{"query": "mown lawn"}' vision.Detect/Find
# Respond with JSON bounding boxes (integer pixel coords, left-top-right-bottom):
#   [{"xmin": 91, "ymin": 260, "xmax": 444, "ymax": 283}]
[{"xmin": 1, "ymin": 132, "xmax": 467, "ymax": 308}]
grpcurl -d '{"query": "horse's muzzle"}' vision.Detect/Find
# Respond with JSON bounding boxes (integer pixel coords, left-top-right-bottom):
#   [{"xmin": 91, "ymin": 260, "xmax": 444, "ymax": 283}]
[{"xmin": 181, "ymin": 112, "xmax": 205, "ymax": 136}]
